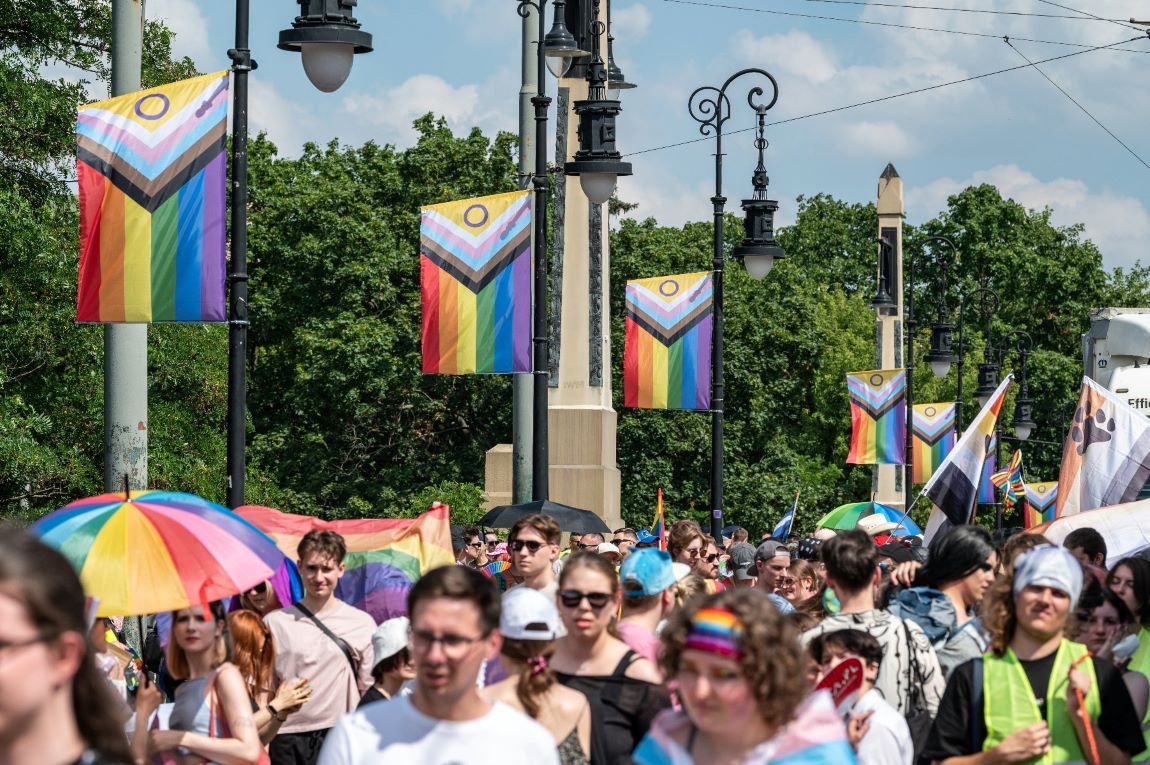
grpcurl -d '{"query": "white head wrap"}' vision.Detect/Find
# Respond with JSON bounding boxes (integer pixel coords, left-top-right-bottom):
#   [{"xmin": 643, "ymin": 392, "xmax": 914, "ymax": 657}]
[{"xmin": 1012, "ymin": 545, "xmax": 1084, "ymax": 605}]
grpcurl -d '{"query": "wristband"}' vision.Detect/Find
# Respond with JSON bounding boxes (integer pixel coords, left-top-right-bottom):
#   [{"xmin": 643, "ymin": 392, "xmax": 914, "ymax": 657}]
[{"xmin": 267, "ymin": 703, "xmax": 286, "ymax": 722}]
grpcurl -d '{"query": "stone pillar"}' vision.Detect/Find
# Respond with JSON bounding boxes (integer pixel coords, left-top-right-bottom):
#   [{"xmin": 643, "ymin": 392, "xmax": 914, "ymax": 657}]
[{"xmin": 873, "ymin": 163, "xmax": 906, "ymax": 510}]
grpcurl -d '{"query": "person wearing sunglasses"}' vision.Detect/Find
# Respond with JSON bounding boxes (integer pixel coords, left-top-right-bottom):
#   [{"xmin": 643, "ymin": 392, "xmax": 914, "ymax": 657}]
[
  {"xmin": 552, "ymin": 553, "xmax": 669, "ymax": 765},
  {"xmin": 508, "ymin": 515, "xmax": 562, "ymax": 603},
  {"xmin": 612, "ymin": 528, "xmax": 638, "ymax": 560},
  {"xmin": 318, "ymin": 566, "xmax": 559, "ymax": 764},
  {"xmin": 668, "ymin": 520, "xmax": 706, "ymax": 571},
  {"xmin": 887, "ymin": 525, "xmax": 998, "ymax": 680},
  {"xmin": 239, "ymin": 579, "xmax": 284, "ymax": 617}
]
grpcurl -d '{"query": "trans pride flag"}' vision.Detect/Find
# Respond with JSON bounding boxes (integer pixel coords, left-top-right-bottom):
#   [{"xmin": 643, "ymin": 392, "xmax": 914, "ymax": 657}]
[
  {"xmin": 236, "ymin": 503, "xmax": 455, "ymax": 623},
  {"xmin": 624, "ymin": 272, "xmax": 713, "ymax": 410},
  {"xmin": 911, "ymin": 402, "xmax": 956, "ymax": 483},
  {"xmin": 77, "ymin": 71, "xmax": 229, "ymax": 322},
  {"xmin": 846, "ymin": 369, "xmax": 906, "ymax": 464},
  {"xmin": 420, "ymin": 190, "xmax": 532, "ymax": 374}
]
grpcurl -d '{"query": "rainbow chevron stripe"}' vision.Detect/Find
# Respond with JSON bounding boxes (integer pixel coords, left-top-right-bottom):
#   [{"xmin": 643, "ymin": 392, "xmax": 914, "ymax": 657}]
[
  {"xmin": 420, "ymin": 190, "xmax": 532, "ymax": 374},
  {"xmin": 912, "ymin": 402, "xmax": 956, "ymax": 483},
  {"xmin": 236, "ymin": 503, "xmax": 455, "ymax": 623},
  {"xmin": 624, "ymin": 272, "xmax": 713, "ymax": 410},
  {"xmin": 685, "ymin": 607, "xmax": 745, "ymax": 659},
  {"xmin": 1025, "ymin": 481, "xmax": 1058, "ymax": 528},
  {"xmin": 846, "ymin": 369, "xmax": 907, "ymax": 464},
  {"xmin": 76, "ymin": 71, "xmax": 229, "ymax": 322}
]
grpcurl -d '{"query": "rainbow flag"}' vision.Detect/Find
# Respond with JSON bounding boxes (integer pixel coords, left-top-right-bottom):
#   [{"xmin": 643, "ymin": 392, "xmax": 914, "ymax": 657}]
[
  {"xmin": 624, "ymin": 272, "xmax": 713, "ymax": 410},
  {"xmin": 652, "ymin": 488, "xmax": 666, "ymax": 551},
  {"xmin": 991, "ymin": 449, "xmax": 1026, "ymax": 510},
  {"xmin": 911, "ymin": 402, "xmax": 956, "ymax": 483},
  {"xmin": 1026, "ymin": 481, "xmax": 1058, "ymax": 527},
  {"xmin": 236, "ymin": 503, "xmax": 455, "ymax": 623},
  {"xmin": 846, "ymin": 369, "xmax": 906, "ymax": 464},
  {"xmin": 420, "ymin": 190, "xmax": 532, "ymax": 374},
  {"xmin": 978, "ymin": 435, "xmax": 998, "ymax": 504},
  {"xmin": 76, "ymin": 71, "xmax": 229, "ymax": 322}
]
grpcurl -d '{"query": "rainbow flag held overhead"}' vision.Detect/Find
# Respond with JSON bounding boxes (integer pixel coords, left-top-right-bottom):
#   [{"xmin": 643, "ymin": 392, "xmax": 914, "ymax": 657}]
[
  {"xmin": 420, "ymin": 190, "xmax": 532, "ymax": 374},
  {"xmin": 624, "ymin": 272, "xmax": 713, "ymax": 410},
  {"xmin": 236, "ymin": 503, "xmax": 455, "ymax": 623},
  {"xmin": 846, "ymin": 369, "xmax": 907, "ymax": 464},
  {"xmin": 1026, "ymin": 481, "xmax": 1058, "ymax": 528},
  {"xmin": 991, "ymin": 449, "xmax": 1026, "ymax": 510},
  {"xmin": 911, "ymin": 402, "xmax": 956, "ymax": 483},
  {"xmin": 76, "ymin": 71, "xmax": 229, "ymax": 323}
]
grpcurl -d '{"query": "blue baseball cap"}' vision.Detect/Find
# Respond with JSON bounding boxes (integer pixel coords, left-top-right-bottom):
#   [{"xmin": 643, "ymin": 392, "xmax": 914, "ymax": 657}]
[
  {"xmin": 620, "ymin": 548, "xmax": 677, "ymax": 597},
  {"xmin": 635, "ymin": 529, "xmax": 659, "ymax": 545}
]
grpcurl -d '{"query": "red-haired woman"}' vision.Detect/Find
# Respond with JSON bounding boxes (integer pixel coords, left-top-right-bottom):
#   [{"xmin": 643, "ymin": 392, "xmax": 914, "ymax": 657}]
[{"xmin": 228, "ymin": 609, "xmax": 310, "ymax": 745}]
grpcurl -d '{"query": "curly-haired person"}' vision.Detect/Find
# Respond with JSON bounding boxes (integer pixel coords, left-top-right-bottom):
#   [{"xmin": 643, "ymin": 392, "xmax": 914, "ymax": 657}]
[{"xmin": 633, "ymin": 588, "xmax": 855, "ymax": 764}]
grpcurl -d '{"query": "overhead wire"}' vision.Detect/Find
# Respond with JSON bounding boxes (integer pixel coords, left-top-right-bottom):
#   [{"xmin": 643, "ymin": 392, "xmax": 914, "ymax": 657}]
[
  {"xmin": 657, "ymin": 0, "xmax": 1150, "ymax": 52},
  {"xmin": 805, "ymin": 0, "xmax": 1128, "ymax": 22},
  {"xmin": 1034, "ymin": 0, "xmax": 1144, "ymax": 32},
  {"xmin": 627, "ymin": 34, "xmax": 1147, "ymax": 156},
  {"xmin": 1003, "ymin": 37, "xmax": 1150, "ymax": 170}
]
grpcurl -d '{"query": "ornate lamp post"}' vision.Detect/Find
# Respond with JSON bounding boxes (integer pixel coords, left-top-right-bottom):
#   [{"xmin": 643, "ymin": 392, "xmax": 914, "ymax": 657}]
[
  {"xmin": 687, "ymin": 68, "xmax": 783, "ymax": 541},
  {"xmin": 226, "ymin": 0, "xmax": 373, "ymax": 508}
]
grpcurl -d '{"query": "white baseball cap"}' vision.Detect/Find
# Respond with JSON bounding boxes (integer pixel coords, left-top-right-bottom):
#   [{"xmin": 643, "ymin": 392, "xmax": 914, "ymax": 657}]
[
  {"xmin": 501, "ymin": 586, "xmax": 561, "ymax": 640},
  {"xmin": 371, "ymin": 616, "xmax": 410, "ymax": 667}
]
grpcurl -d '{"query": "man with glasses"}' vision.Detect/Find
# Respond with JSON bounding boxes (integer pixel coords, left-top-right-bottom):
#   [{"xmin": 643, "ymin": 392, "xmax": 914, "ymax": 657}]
[
  {"xmin": 454, "ymin": 525, "xmax": 485, "ymax": 569},
  {"xmin": 696, "ymin": 535, "xmax": 721, "ymax": 579},
  {"xmin": 576, "ymin": 532, "xmax": 605, "ymax": 552},
  {"xmin": 318, "ymin": 566, "xmax": 558, "ymax": 764},
  {"xmin": 612, "ymin": 528, "xmax": 638, "ymax": 559},
  {"xmin": 507, "ymin": 514, "xmax": 562, "ymax": 603}
]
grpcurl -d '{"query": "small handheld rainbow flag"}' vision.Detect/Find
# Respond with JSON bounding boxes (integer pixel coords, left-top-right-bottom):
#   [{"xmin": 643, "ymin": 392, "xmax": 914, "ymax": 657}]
[
  {"xmin": 76, "ymin": 71, "xmax": 229, "ymax": 323},
  {"xmin": 991, "ymin": 449, "xmax": 1026, "ymax": 510},
  {"xmin": 846, "ymin": 369, "xmax": 906, "ymax": 464},
  {"xmin": 624, "ymin": 272, "xmax": 713, "ymax": 410},
  {"xmin": 911, "ymin": 403, "xmax": 956, "ymax": 483},
  {"xmin": 420, "ymin": 190, "xmax": 532, "ymax": 374},
  {"xmin": 652, "ymin": 488, "xmax": 666, "ymax": 551},
  {"xmin": 236, "ymin": 503, "xmax": 455, "ymax": 623}
]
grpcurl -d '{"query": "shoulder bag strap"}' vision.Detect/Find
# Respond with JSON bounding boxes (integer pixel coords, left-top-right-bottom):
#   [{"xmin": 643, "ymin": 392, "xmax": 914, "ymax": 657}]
[{"xmin": 294, "ymin": 603, "xmax": 360, "ymax": 677}]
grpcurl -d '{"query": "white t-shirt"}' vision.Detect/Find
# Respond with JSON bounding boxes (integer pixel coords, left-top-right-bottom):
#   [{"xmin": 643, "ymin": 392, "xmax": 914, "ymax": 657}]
[
  {"xmin": 317, "ymin": 696, "xmax": 560, "ymax": 765},
  {"xmin": 853, "ymin": 688, "xmax": 914, "ymax": 765}
]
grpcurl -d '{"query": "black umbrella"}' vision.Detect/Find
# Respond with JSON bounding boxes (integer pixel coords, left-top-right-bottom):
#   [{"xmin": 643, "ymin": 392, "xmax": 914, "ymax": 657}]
[{"xmin": 478, "ymin": 500, "xmax": 611, "ymax": 533}]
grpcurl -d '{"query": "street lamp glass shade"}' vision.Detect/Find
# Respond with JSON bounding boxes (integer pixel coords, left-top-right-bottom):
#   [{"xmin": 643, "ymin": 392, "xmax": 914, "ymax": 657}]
[
  {"xmin": 1014, "ymin": 421, "xmax": 1033, "ymax": 441},
  {"xmin": 300, "ymin": 42, "xmax": 355, "ymax": 92},
  {"xmin": 579, "ymin": 172, "xmax": 617, "ymax": 205},
  {"xmin": 743, "ymin": 251, "xmax": 777, "ymax": 280},
  {"xmin": 546, "ymin": 55, "xmax": 574, "ymax": 78},
  {"xmin": 929, "ymin": 359, "xmax": 952, "ymax": 379}
]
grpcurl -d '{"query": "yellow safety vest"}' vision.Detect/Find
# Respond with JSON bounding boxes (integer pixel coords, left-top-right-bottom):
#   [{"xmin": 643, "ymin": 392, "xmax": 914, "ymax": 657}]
[
  {"xmin": 1130, "ymin": 628, "xmax": 1150, "ymax": 762},
  {"xmin": 983, "ymin": 639, "xmax": 1100, "ymax": 765}
]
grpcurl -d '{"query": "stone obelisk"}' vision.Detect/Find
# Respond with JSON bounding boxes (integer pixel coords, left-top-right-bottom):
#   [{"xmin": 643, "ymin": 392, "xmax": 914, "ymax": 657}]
[{"xmin": 873, "ymin": 163, "xmax": 906, "ymax": 510}]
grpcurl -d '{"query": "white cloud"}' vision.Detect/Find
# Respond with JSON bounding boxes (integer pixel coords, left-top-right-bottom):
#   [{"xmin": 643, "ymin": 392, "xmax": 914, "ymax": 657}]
[
  {"xmin": 145, "ymin": 0, "xmax": 213, "ymax": 66},
  {"xmin": 613, "ymin": 4, "xmax": 653, "ymax": 41},
  {"xmin": 340, "ymin": 70, "xmax": 516, "ymax": 147},
  {"xmin": 247, "ymin": 78, "xmax": 320, "ymax": 155},
  {"xmin": 731, "ymin": 29, "xmax": 839, "ymax": 86},
  {"xmin": 614, "ymin": 160, "xmax": 713, "ymax": 228},
  {"xmin": 842, "ymin": 121, "xmax": 919, "ymax": 157},
  {"xmin": 908, "ymin": 165, "xmax": 1150, "ymax": 270}
]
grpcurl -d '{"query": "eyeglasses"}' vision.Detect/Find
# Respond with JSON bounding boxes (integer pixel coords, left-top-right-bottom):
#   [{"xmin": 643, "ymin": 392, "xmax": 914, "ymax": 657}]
[
  {"xmin": 0, "ymin": 635, "xmax": 47, "ymax": 663},
  {"xmin": 410, "ymin": 628, "xmax": 486, "ymax": 657},
  {"xmin": 467, "ymin": 542, "xmax": 482, "ymax": 549},
  {"xmin": 779, "ymin": 577, "xmax": 796, "ymax": 586},
  {"xmin": 247, "ymin": 581, "xmax": 268, "ymax": 595},
  {"xmin": 510, "ymin": 539, "xmax": 545, "ymax": 553},
  {"xmin": 704, "ymin": 554, "xmax": 719, "ymax": 563},
  {"xmin": 578, "ymin": 543, "xmax": 601, "ymax": 551},
  {"xmin": 613, "ymin": 538, "xmax": 633, "ymax": 546},
  {"xmin": 559, "ymin": 590, "xmax": 613, "ymax": 609},
  {"xmin": 685, "ymin": 547, "xmax": 703, "ymax": 559},
  {"xmin": 486, "ymin": 540, "xmax": 500, "ymax": 547}
]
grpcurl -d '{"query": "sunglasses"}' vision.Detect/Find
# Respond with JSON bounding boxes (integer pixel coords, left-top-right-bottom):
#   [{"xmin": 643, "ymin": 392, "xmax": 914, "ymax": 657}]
[
  {"xmin": 510, "ymin": 539, "xmax": 545, "ymax": 553},
  {"xmin": 486, "ymin": 540, "xmax": 500, "ymax": 547},
  {"xmin": 578, "ymin": 543, "xmax": 601, "ymax": 551},
  {"xmin": 559, "ymin": 590, "xmax": 613, "ymax": 609},
  {"xmin": 467, "ymin": 542, "xmax": 482, "ymax": 549},
  {"xmin": 685, "ymin": 547, "xmax": 703, "ymax": 559},
  {"xmin": 704, "ymin": 554, "xmax": 719, "ymax": 563},
  {"xmin": 247, "ymin": 581, "xmax": 268, "ymax": 595}
]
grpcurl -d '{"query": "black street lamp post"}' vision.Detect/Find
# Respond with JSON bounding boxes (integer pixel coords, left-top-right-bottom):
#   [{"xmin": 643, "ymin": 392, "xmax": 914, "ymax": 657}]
[
  {"xmin": 226, "ymin": 0, "xmax": 372, "ymax": 508},
  {"xmin": 687, "ymin": 69, "xmax": 783, "ymax": 542},
  {"xmin": 954, "ymin": 281, "xmax": 1001, "ymax": 435}
]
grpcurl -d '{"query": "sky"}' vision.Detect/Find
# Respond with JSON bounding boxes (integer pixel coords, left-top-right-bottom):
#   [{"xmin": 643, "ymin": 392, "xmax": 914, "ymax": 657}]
[{"xmin": 141, "ymin": 0, "xmax": 1150, "ymax": 270}]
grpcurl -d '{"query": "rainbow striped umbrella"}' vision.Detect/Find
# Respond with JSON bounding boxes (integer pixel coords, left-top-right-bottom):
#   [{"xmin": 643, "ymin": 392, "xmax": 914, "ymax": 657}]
[{"xmin": 31, "ymin": 490, "xmax": 285, "ymax": 617}]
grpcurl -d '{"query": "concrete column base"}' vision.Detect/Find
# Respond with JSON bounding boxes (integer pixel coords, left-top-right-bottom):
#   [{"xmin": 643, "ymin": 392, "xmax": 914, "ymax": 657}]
[{"xmin": 484, "ymin": 406, "xmax": 622, "ymax": 530}]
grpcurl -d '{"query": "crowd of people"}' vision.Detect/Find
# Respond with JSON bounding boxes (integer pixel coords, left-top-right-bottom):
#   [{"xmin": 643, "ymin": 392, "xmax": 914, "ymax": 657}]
[{"xmin": 3, "ymin": 512, "xmax": 1150, "ymax": 765}]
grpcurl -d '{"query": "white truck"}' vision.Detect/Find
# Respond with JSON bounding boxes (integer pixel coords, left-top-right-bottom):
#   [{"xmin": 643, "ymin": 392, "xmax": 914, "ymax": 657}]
[{"xmin": 1083, "ymin": 307, "xmax": 1150, "ymax": 415}]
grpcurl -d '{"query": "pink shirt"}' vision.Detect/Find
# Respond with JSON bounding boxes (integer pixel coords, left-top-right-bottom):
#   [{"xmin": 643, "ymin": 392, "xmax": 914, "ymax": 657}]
[
  {"xmin": 616, "ymin": 620, "xmax": 661, "ymax": 665},
  {"xmin": 264, "ymin": 600, "xmax": 376, "ymax": 733}
]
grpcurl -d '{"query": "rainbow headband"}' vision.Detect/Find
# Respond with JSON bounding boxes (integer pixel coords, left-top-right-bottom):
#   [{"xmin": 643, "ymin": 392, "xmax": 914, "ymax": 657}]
[{"xmin": 685, "ymin": 607, "xmax": 745, "ymax": 659}]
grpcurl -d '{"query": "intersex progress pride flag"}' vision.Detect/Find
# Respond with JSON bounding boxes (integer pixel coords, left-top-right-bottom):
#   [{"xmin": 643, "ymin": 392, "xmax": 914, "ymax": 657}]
[
  {"xmin": 1026, "ymin": 481, "xmax": 1059, "ymax": 527},
  {"xmin": 77, "ymin": 71, "xmax": 229, "ymax": 322},
  {"xmin": 846, "ymin": 369, "xmax": 906, "ymax": 464},
  {"xmin": 911, "ymin": 402, "xmax": 956, "ymax": 483},
  {"xmin": 624, "ymin": 271, "xmax": 713, "ymax": 410},
  {"xmin": 420, "ymin": 190, "xmax": 532, "ymax": 374}
]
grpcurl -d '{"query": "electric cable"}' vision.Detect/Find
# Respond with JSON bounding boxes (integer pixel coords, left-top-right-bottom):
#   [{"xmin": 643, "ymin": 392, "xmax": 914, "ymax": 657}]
[{"xmin": 806, "ymin": 0, "xmax": 1127, "ymax": 22}]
